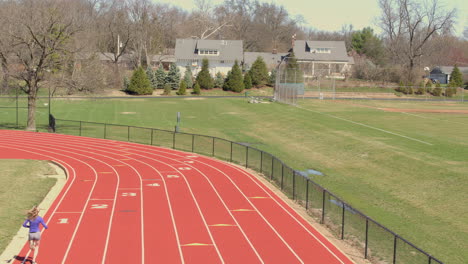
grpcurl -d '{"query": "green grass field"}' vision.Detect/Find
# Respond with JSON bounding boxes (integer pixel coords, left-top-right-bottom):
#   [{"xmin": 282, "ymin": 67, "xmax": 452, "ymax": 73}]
[
  {"xmin": 0, "ymin": 160, "xmax": 56, "ymax": 254},
  {"xmin": 1, "ymin": 96, "xmax": 467, "ymax": 263}
]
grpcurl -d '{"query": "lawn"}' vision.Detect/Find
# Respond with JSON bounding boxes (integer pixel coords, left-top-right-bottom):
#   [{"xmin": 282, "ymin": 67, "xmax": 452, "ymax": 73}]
[
  {"xmin": 1, "ymin": 96, "xmax": 467, "ymax": 263},
  {"xmin": 0, "ymin": 160, "xmax": 56, "ymax": 254}
]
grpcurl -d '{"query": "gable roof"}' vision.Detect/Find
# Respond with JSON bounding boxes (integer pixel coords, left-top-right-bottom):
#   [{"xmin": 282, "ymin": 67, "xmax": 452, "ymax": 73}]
[
  {"xmin": 243, "ymin": 52, "xmax": 288, "ymax": 67},
  {"xmin": 432, "ymin": 66, "xmax": 468, "ymax": 75},
  {"xmin": 292, "ymin": 40, "xmax": 352, "ymax": 63},
  {"xmin": 175, "ymin": 39, "xmax": 243, "ymax": 61}
]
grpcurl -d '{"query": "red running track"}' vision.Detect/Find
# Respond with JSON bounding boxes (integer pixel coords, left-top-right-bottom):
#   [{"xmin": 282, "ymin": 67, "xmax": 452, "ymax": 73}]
[{"xmin": 0, "ymin": 130, "xmax": 354, "ymax": 264}]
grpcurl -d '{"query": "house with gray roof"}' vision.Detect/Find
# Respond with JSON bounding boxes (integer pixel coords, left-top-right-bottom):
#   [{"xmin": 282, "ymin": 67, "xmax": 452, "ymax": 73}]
[
  {"xmin": 289, "ymin": 40, "xmax": 354, "ymax": 79},
  {"xmin": 429, "ymin": 66, "xmax": 468, "ymax": 84},
  {"xmin": 175, "ymin": 39, "xmax": 243, "ymax": 77}
]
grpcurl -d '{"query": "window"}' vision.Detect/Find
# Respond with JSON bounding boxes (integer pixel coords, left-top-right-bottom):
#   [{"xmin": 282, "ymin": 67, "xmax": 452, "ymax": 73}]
[
  {"xmin": 198, "ymin": 49, "xmax": 219, "ymax": 56},
  {"xmin": 312, "ymin": 48, "xmax": 331, "ymax": 54}
]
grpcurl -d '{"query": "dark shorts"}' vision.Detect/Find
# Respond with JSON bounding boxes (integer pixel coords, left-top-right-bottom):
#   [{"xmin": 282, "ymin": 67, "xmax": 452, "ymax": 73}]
[{"xmin": 28, "ymin": 232, "xmax": 41, "ymax": 241}]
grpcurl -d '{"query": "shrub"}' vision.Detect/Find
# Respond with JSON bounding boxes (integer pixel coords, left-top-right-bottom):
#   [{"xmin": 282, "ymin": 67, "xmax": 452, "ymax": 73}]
[
  {"xmin": 184, "ymin": 65, "xmax": 193, "ymax": 88},
  {"xmin": 127, "ymin": 66, "xmax": 152, "ymax": 95},
  {"xmin": 176, "ymin": 80, "xmax": 187, "ymax": 95},
  {"xmin": 193, "ymin": 82, "xmax": 201, "ymax": 95},
  {"xmin": 166, "ymin": 63, "xmax": 181, "ymax": 90},
  {"xmin": 249, "ymin": 56, "xmax": 269, "ymax": 86},
  {"xmin": 196, "ymin": 58, "xmax": 214, "ymax": 89},
  {"xmin": 155, "ymin": 67, "xmax": 166, "ymax": 89},
  {"xmin": 445, "ymin": 87, "xmax": 457, "ymax": 97},
  {"xmin": 214, "ymin": 72, "xmax": 224, "ymax": 88},
  {"xmin": 146, "ymin": 67, "xmax": 157, "ymax": 89},
  {"xmin": 163, "ymin": 83, "xmax": 171, "ymax": 95},
  {"xmin": 226, "ymin": 60, "xmax": 244, "ymax": 92},
  {"xmin": 449, "ymin": 65, "xmax": 463, "ymax": 88},
  {"xmin": 244, "ymin": 72, "xmax": 252, "ymax": 89},
  {"xmin": 432, "ymin": 82, "xmax": 442, "ymax": 96},
  {"xmin": 415, "ymin": 81, "xmax": 425, "ymax": 95}
]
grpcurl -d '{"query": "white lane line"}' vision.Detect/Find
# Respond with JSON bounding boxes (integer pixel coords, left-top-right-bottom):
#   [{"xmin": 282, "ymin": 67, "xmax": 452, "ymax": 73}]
[
  {"xmin": 133, "ymin": 145, "xmax": 346, "ymax": 263},
  {"xmin": 399, "ymin": 111, "xmax": 468, "ymax": 125},
  {"xmin": 0, "ymin": 138, "xmax": 117, "ymax": 264},
  {"xmin": 297, "ymin": 105, "xmax": 433, "ymax": 146}
]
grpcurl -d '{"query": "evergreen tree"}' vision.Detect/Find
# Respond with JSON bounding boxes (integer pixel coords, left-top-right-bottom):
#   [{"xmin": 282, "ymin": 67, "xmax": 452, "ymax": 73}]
[
  {"xmin": 123, "ymin": 76, "xmax": 130, "ymax": 90},
  {"xmin": 146, "ymin": 67, "xmax": 157, "ymax": 89},
  {"xmin": 196, "ymin": 58, "xmax": 214, "ymax": 89},
  {"xmin": 223, "ymin": 71, "xmax": 232, "ymax": 91},
  {"xmin": 285, "ymin": 52, "xmax": 303, "ymax": 83},
  {"xmin": 177, "ymin": 80, "xmax": 187, "ymax": 95},
  {"xmin": 449, "ymin": 65, "xmax": 463, "ymax": 87},
  {"xmin": 193, "ymin": 82, "xmax": 201, "ymax": 95},
  {"xmin": 184, "ymin": 65, "xmax": 193, "ymax": 88},
  {"xmin": 249, "ymin": 56, "xmax": 269, "ymax": 86},
  {"xmin": 166, "ymin": 63, "xmax": 181, "ymax": 89},
  {"xmin": 154, "ymin": 66, "xmax": 166, "ymax": 89},
  {"xmin": 214, "ymin": 72, "xmax": 224, "ymax": 88},
  {"xmin": 244, "ymin": 72, "xmax": 252, "ymax": 89},
  {"xmin": 163, "ymin": 83, "xmax": 171, "ymax": 95},
  {"xmin": 226, "ymin": 60, "xmax": 244, "ymax": 93},
  {"xmin": 127, "ymin": 66, "xmax": 153, "ymax": 95}
]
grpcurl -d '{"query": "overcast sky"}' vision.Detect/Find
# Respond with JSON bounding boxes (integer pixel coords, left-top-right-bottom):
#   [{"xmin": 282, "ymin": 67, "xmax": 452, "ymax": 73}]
[{"xmin": 153, "ymin": 0, "xmax": 467, "ymax": 37}]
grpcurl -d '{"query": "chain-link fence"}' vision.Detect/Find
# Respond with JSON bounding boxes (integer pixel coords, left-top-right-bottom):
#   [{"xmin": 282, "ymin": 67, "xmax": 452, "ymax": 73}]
[{"xmin": 50, "ymin": 118, "xmax": 444, "ymax": 264}]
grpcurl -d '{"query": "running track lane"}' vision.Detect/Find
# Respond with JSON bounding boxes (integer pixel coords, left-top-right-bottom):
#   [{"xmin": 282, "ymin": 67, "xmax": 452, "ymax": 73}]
[{"xmin": 0, "ymin": 130, "xmax": 354, "ymax": 264}]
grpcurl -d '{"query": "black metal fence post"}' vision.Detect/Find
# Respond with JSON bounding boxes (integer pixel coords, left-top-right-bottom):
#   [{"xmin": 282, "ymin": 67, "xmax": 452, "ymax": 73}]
[
  {"xmin": 341, "ymin": 202, "xmax": 345, "ymax": 239},
  {"xmin": 321, "ymin": 190, "xmax": 326, "ymax": 224},
  {"xmin": 172, "ymin": 132, "xmax": 175, "ymax": 149},
  {"xmin": 260, "ymin": 151, "xmax": 263, "ymax": 173},
  {"xmin": 230, "ymin": 142, "xmax": 233, "ymax": 162},
  {"xmin": 212, "ymin": 138, "xmax": 214, "ymax": 157},
  {"xmin": 150, "ymin": 129, "xmax": 154, "ymax": 145},
  {"xmin": 128, "ymin": 126, "xmax": 130, "ymax": 141},
  {"xmin": 271, "ymin": 158, "xmax": 274, "ymax": 180},
  {"xmin": 104, "ymin": 123, "xmax": 107, "ymax": 139},
  {"xmin": 281, "ymin": 165, "xmax": 284, "ymax": 190},
  {"xmin": 305, "ymin": 180, "xmax": 309, "ymax": 209},
  {"xmin": 292, "ymin": 170, "xmax": 296, "ymax": 199},
  {"xmin": 79, "ymin": 121, "xmax": 82, "ymax": 136},
  {"xmin": 365, "ymin": 218, "xmax": 369, "ymax": 259},
  {"xmin": 393, "ymin": 235, "xmax": 398, "ymax": 264},
  {"xmin": 245, "ymin": 147, "xmax": 248, "ymax": 168},
  {"xmin": 192, "ymin": 134, "xmax": 195, "ymax": 152}
]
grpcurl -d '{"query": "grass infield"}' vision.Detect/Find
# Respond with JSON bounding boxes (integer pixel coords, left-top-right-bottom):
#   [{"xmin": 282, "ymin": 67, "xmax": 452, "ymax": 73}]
[
  {"xmin": 0, "ymin": 160, "xmax": 56, "ymax": 254},
  {"xmin": 1, "ymin": 96, "xmax": 467, "ymax": 263}
]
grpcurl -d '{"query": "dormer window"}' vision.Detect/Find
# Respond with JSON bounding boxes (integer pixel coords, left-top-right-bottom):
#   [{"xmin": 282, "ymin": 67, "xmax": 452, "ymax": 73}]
[
  {"xmin": 311, "ymin": 48, "xmax": 331, "ymax": 54},
  {"xmin": 198, "ymin": 49, "xmax": 219, "ymax": 56}
]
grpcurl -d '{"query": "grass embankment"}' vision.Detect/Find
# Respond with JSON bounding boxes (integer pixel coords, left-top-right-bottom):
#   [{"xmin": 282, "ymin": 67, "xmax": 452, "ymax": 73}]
[
  {"xmin": 0, "ymin": 160, "xmax": 56, "ymax": 253},
  {"xmin": 1, "ymin": 97, "xmax": 467, "ymax": 263}
]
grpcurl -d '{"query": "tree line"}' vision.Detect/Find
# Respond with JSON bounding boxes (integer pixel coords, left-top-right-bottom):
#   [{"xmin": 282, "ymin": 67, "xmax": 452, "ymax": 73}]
[
  {"xmin": 125, "ymin": 56, "xmax": 274, "ymax": 95},
  {"xmin": 0, "ymin": 0, "xmax": 466, "ymax": 130}
]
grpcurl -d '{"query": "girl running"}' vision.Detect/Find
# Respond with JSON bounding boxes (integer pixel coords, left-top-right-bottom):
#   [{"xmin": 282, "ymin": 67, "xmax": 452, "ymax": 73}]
[{"xmin": 22, "ymin": 206, "xmax": 48, "ymax": 264}]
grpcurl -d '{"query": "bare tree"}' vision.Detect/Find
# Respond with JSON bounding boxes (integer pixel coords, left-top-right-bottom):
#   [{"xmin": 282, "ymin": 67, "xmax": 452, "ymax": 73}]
[
  {"xmin": 378, "ymin": 0, "xmax": 456, "ymax": 81},
  {"xmin": 186, "ymin": 0, "xmax": 232, "ymax": 39},
  {"xmin": 96, "ymin": 0, "xmax": 132, "ymax": 63},
  {"xmin": 0, "ymin": 0, "xmax": 86, "ymax": 130}
]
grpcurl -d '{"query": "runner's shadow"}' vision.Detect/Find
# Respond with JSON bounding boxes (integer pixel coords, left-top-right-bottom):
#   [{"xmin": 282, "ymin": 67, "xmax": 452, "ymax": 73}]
[{"xmin": 13, "ymin": 255, "xmax": 31, "ymax": 263}]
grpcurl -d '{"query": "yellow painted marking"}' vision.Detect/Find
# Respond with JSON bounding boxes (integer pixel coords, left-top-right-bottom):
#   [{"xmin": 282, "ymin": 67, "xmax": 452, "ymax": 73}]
[
  {"xmin": 181, "ymin": 243, "xmax": 213, "ymax": 247},
  {"xmin": 81, "ymin": 180, "xmax": 93, "ymax": 182},
  {"xmin": 121, "ymin": 153, "xmax": 133, "ymax": 156},
  {"xmin": 56, "ymin": 212, "xmax": 82, "ymax": 214},
  {"xmin": 99, "ymin": 172, "xmax": 113, "ymax": 174},
  {"xmin": 120, "ymin": 159, "xmax": 131, "ymax": 161},
  {"xmin": 249, "ymin": 197, "xmax": 270, "ymax": 199},
  {"xmin": 231, "ymin": 209, "xmax": 255, "ymax": 212},
  {"xmin": 209, "ymin": 224, "xmax": 236, "ymax": 227}
]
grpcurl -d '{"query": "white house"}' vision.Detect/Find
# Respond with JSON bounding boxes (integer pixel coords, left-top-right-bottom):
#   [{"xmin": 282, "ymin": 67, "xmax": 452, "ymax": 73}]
[
  {"xmin": 289, "ymin": 40, "xmax": 354, "ymax": 79},
  {"xmin": 174, "ymin": 39, "xmax": 243, "ymax": 77}
]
